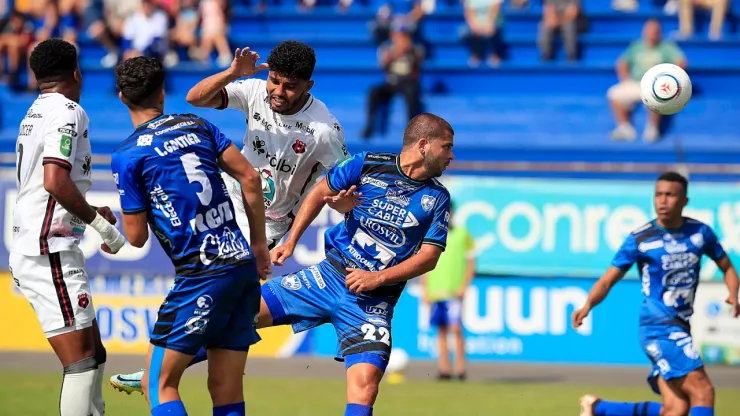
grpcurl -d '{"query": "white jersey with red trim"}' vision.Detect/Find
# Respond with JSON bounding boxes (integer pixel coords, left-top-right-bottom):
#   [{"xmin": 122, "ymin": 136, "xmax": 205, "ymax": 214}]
[
  {"xmin": 12, "ymin": 93, "xmax": 92, "ymax": 256},
  {"xmin": 218, "ymin": 78, "xmax": 349, "ymax": 224}
]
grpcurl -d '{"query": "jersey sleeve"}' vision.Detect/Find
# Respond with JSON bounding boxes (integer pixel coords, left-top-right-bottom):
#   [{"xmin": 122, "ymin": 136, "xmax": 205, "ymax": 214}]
[
  {"xmin": 702, "ymin": 225, "xmax": 727, "ymax": 262},
  {"xmin": 42, "ymin": 105, "xmax": 87, "ymax": 170},
  {"xmin": 111, "ymin": 151, "xmax": 147, "ymax": 214},
  {"xmin": 317, "ymin": 120, "xmax": 350, "ymax": 170},
  {"xmin": 423, "ymin": 192, "xmax": 451, "ymax": 249},
  {"xmin": 611, "ymin": 234, "xmax": 638, "ymax": 271},
  {"xmin": 216, "ymin": 79, "xmax": 259, "ymax": 112},
  {"xmin": 201, "ymin": 117, "xmax": 233, "ymax": 155},
  {"xmin": 326, "ymin": 151, "xmax": 366, "ymax": 192}
]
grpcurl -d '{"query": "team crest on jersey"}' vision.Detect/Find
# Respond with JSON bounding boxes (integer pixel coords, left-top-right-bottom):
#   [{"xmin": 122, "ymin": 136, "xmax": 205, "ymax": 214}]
[
  {"xmin": 260, "ymin": 169, "xmax": 275, "ymax": 206},
  {"xmin": 137, "ymin": 134, "xmax": 153, "ymax": 147},
  {"xmin": 292, "ymin": 139, "xmax": 307, "ymax": 154},
  {"xmin": 281, "ymin": 274, "xmax": 302, "ymax": 290},
  {"xmin": 78, "ymin": 293, "xmax": 89, "ymax": 309},
  {"xmin": 421, "ymin": 195, "xmax": 436, "ymax": 212}
]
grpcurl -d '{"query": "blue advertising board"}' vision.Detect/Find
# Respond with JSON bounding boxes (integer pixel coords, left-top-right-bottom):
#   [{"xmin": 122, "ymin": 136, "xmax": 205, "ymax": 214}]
[
  {"xmin": 309, "ymin": 276, "xmax": 649, "ymax": 365},
  {"xmin": 442, "ymin": 176, "xmax": 740, "ymax": 279}
]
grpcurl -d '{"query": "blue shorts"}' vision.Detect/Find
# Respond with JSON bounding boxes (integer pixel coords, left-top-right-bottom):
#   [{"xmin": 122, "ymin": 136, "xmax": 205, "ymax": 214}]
[
  {"xmin": 429, "ymin": 299, "xmax": 462, "ymax": 328},
  {"xmin": 149, "ymin": 262, "xmax": 262, "ymax": 355},
  {"xmin": 640, "ymin": 326, "xmax": 704, "ymax": 395},
  {"xmin": 262, "ymin": 260, "xmax": 395, "ymax": 372}
]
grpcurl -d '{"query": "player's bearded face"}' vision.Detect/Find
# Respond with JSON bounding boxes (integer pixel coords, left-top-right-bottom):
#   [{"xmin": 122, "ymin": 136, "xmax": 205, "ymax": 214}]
[
  {"xmin": 267, "ymin": 72, "xmax": 313, "ymax": 114},
  {"xmin": 421, "ymin": 136, "xmax": 454, "ymax": 178},
  {"xmin": 654, "ymin": 180, "xmax": 687, "ymax": 220}
]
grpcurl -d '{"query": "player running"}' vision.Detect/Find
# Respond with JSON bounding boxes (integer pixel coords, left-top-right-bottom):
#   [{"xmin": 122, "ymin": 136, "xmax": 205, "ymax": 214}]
[
  {"xmin": 263, "ymin": 113, "xmax": 454, "ymax": 415},
  {"xmin": 110, "ymin": 39, "xmax": 350, "ymax": 394},
  {"xmin": 573, "ymin": 172, "xmax": 740, "ymax": 416},
  {"xmin": 10, "ymin": 38, "xmax": 125, "ymax": 416},
  {"xmin": 186, "ymin": 40, "xmax": 348, "ymax": 248},
  {"xmin": 111, "ymin": 56, "xmax": 270, "ymax": 416}
]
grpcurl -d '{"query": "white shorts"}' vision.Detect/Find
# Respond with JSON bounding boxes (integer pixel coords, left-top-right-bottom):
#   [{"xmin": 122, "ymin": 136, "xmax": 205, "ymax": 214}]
[
  {"xmin": 221, "ymin": 172, "xmax": 291, "ymax": 249},
  {"xmin": 606, "ymin": 79, "xmax": 642, "ymax": 109},
  {"xmin": 9, "ymin": 248, "xmax": 95, "ymax": 338}
]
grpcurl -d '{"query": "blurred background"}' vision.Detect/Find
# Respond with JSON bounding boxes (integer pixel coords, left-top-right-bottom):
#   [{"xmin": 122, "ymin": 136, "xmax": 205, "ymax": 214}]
[{"xmin": 1, "ymin": 0, "xmax": 740, "ymax": 413}]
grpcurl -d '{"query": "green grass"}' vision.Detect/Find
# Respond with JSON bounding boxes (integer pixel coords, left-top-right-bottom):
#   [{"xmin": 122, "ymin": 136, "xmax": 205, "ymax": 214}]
[{"xmin": 2, "ymin": 372, "xmax": 740, "ymax": 415}]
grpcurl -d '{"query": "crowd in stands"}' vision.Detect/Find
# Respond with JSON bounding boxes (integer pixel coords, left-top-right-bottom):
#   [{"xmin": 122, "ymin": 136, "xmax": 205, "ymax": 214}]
[{"xmin": 0, "ymin": 0, "xmax": 729, "ymax": 142}]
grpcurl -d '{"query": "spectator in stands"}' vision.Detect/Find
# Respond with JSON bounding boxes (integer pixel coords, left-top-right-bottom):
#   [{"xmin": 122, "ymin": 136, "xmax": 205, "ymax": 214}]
[
  {"xmin": 121, "ymin": 0, "xmax": 169, "ymax": 63},
  {"xmin": 461, "ymin": 0, "xmax": 504, "ymax": 67},
  {"xmin": 0, "ymin": 10, "xmax": 33, "ymax": 86},
  {"xmin": 607, "ymin": 19, "xmax": 687, "ymax": 142},
  {"xmin": 369, "ymin": 0, "xmax": 425, "ymax": 45},
  {"xmin": 679, "ymin": 0, "xmax": 728, "ymax": 40},
  {"xmin": 361, "ymin": 22, "xmax": 424, "ymax": 139},
  {"xmin": 198, "ymin": 0, "xmax": 232, "ymax": 67},
  {"xmin": 58, "ymin": 0, "xmax": 85, "ymax": 46},
  {"xmin": 86, "ymin": 0, "xmax": 140, "ymax": 68},
  {"xmin": 538, "ymin": 0, "xmax": 580, "ymax": 61},
  {"xmin": 26, "ymin": 0, "xmax": 60, "ymax": 90},
  {"xmin": 172, "ymin": 0, "xmax": 200, "ymax": 61}
]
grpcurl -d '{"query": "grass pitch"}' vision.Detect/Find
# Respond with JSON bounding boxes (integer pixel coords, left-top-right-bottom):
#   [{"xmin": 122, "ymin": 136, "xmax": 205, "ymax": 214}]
[{"xmin": 2, "ymin": 371, "xmax": 740, "ymax": 415}]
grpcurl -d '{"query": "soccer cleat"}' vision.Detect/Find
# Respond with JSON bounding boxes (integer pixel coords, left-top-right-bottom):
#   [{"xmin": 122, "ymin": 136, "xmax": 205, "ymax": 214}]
[
  {"xmin": 579, "ymin": 394, "xmax": 599, "ymax": 416},
  {"xmin": 109, "ymin": 370, "xmax": 144, "ymax": 395}
]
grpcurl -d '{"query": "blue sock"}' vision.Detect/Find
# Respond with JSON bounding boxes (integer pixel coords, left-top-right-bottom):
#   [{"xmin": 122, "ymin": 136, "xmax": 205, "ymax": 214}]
[
  {"xmin": 188, "ymin": 347, "xmax": 208, "ymax": 368},
  {"xmin": 152, "ymin": 400, "xmax": 187, "ymax": 416},
  {"xmin": 690, "ymin": 407, "xmax": 714, "ymax": 416},
  {"xmin": 594, "ymin": 400, "xmax": 661, "ymax": 416},
  {"xmin": 213, "ymin": 402, "xmax": 245, "ymax": 416},
  {"xmin": 345, "ymin": 403, "xmax": 373, "ymax": 416}
]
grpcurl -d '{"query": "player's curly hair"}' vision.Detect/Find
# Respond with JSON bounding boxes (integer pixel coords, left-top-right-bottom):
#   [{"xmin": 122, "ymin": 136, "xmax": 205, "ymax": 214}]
[
  {"xmin": 267, "ymin": 41, "xmax": 316, "ymax": 81},
  {"xmin": 115, "ymin": 56, "xmax": 165, "ymax": 109},
  {"xmin": 29, "ymin": 39, "xmax": 78, "ymax": 82}
]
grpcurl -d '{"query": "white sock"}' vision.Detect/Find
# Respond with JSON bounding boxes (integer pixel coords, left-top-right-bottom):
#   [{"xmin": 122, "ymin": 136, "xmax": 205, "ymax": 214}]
[
  {"xmin": 60, "ymin": 369, "xmax": 96, "ymax": 416},
  {"xmin": 89, "ymin": 363, "xmax": 106, "ymax": 416}
]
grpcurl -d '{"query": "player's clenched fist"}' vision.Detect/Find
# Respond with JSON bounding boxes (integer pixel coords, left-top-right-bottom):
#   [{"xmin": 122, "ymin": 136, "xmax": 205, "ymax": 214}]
[
  {"xmin": 228, "ymin": 47, "xmax": 269, "ymax": 78},
  {"xmin": 345, "ymin": 268, "xmax": 382, "ymax": 295},
  {"xmin": 571, "ymin": 306, "xmax": 591, "ymax": 329},
  {"xmin": 271, "ymin": 242, "xmax": 295, "ymax": 266}
]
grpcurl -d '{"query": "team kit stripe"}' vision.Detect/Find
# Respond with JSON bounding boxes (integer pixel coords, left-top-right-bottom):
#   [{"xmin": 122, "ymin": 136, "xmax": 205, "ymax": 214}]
[
  {"xmin": 39, "ymin": 196, "xmax": 56, "ymax": 255},
  {"xmin": 42, "ymin": 157, "xmax": 72, "ymax": 170},
  {"xmin": 49, "ymin": 252, "xmax": 74, "ymax": 327}
]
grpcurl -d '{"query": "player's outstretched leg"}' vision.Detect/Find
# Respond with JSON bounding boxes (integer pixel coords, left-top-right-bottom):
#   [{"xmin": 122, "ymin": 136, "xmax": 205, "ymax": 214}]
[
  {"xmin": 579, "ymin": 394, "xmax": 662, "ymax": 416},
  {"xmin": 345, "ymin": 359, "xmax": 385, "ymax": 416}
]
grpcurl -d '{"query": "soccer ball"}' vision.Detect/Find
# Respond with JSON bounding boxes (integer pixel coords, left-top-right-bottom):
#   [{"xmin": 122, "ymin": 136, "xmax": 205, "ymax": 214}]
[
  {"xmin": 386, "ymin": 348, "xmax": 409, "ymax": 374},
  {"xmin": 639, "ymin": 63, "xmax": 692, "ymax": 115}
]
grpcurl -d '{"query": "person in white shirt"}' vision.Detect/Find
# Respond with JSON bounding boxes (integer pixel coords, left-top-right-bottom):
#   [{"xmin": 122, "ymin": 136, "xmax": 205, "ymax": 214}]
[
  {"xmin": 11, "ymin": 38, "xmax": 125, "ymax": 416},
  {"xmin": 121, "ymin": 0, "xmax": 168, "ymax": 62},
  {"xmin": 186, "ymin": 40, "xmax": 349, "ymax": 249}
]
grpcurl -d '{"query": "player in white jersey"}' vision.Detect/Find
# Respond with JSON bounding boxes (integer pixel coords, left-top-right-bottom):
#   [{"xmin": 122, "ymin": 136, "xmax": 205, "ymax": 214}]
[
  {"xmin": 185, "ymin": 40, "xmax": 349, "ymax": 248},
  {"xmin": 11, "ymin": 39, "xmax": 126, "ymax": 416}
]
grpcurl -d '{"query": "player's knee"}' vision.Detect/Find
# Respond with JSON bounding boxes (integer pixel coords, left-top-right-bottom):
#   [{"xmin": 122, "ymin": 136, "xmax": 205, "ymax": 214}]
[
  {"xmin": 686, "ymin": 376, "xmax": 715, "ymax": 406},
  {"xmin": 63, "ymin": 355, "xmax": 97, "ymax": 375},
  {"xmin": 348, "ymin": 378, "xmax": 379, "ymax": 406}
]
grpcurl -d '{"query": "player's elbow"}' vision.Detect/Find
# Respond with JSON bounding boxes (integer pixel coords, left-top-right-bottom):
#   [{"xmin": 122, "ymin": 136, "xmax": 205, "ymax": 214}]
[{"xmin": 185, "ymin": 89, "xmax": 202, "ymax": 106}]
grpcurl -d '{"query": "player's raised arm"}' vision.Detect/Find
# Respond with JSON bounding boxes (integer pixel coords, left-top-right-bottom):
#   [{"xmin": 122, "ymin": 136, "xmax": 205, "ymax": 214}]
[
  {"xmin": 44, "ymin": 111, "xmax": 125, "ymax": 253},
  {"xmin": 185, "ymin": 47, "xmax": 267, "ymax": 108}
]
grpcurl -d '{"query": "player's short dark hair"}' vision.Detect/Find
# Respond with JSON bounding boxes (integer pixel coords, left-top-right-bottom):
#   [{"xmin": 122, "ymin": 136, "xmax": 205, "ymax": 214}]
[
  {"xmin": 402, "ymin": 113, "xmax": 455, "ymax": 148},
  {"xmin": 657, "ymin": 171, "xmax": 688, "ymax": 194},
  {"xmin": 29, "ymin": 39, "xmax": 78, "ymax": 82},
  {"xmin": 115, "ymin": 56, "xmax": 165, "ymax": 109},
  {"xmin": 267, "ymin": 41, "xmax": 316, "ymax": 81}
]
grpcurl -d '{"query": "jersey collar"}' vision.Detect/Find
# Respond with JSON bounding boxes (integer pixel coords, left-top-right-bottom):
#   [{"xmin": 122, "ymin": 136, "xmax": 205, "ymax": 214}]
[
  {"xmin": 135, "ymin": 113, "xmax": 167, "ymax": 130},
  {"xmin": 652, "ymin": 217, "xmax": 686, "ymax": 232}
]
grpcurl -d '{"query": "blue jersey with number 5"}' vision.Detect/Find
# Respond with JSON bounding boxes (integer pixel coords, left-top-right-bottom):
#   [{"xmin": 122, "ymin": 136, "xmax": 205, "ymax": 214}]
[{"xmin": 111, "ymin": 114, "xmax": 252, "ymax": 276}]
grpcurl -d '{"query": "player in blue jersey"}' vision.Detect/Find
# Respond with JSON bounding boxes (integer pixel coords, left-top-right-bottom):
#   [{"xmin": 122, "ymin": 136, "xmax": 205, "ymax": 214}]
[
  {"xmin": 572, "ymin": 172, "xmax": 739, "ymax": 416},
  {"xmin": 262, "ymin": 113, "xmax": 454, "ymax": 416},
  {"xmin": 111, "ymin": 56, "xmax": 271, "ymax": 416}
]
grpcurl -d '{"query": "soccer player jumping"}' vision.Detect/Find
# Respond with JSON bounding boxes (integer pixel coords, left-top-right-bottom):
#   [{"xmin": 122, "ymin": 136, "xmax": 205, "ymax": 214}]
[{"xmin": 573, "ymin": 172, "xmax": 740, "ymax": 416}]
